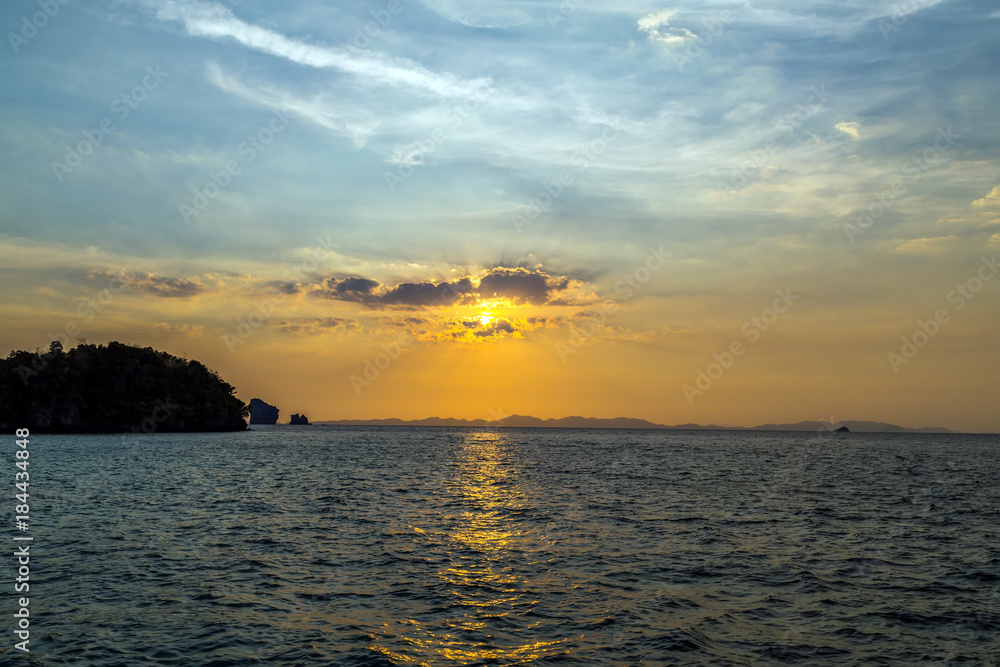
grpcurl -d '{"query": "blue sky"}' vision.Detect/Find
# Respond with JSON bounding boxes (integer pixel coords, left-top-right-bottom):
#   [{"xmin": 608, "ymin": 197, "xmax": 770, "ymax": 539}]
[{"xmin": 1, "ymin": 0, "xmax": 999, "ymax": 430}]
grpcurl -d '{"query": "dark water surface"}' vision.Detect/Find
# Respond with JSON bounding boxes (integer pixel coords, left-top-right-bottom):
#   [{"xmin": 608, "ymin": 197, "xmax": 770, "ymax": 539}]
[{"xmin": 22, "ymin": 427, "xmax": 1000, "ymax": 665}]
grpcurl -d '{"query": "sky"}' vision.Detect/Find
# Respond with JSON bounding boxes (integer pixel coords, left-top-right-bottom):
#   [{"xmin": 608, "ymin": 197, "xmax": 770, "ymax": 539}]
[{"xmin": 1, "ymin": 0, "xmax": 998, "ymax": 432}]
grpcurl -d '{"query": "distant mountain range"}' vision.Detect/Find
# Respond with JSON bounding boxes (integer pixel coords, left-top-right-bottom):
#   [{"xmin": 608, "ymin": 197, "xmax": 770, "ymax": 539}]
[{"xmin": 313, "ymin": 415, "xmax": 962, "ymax": 434}]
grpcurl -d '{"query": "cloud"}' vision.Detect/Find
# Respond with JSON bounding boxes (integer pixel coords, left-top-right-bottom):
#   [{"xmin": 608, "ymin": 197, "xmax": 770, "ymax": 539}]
[
  {"xmin": 277, "ymin": 318, "xmax": 360, "ymax": 335},
  {"xmin": 155, "ymin": 1, "xmax": 489, "ymax": 97},
  {"xmin": 205, "ymin": 62, "xmax": 380, "ymax": 147},
  {"xmin": 151, "ymin": 323, "xmax": 206, "ymax": 337},
  {"xmin": 311, "ymin": 268, "xmax": 572, "ymax": 309},
  {"xmin": 637, "ymin": 9, "xmax": 696, "ymax": 46},
  {"xmin": 324, "ymin": 276, "xmax": 382, "ymax": 300},
  {"xmin": 637, "ymin": 9, "xmax": 677, "ymax": 33},
  {"xmin": 269, "ymin": 281, "xmax": 304, "ymax": 295},
  {"xmin": 433, "ymin": 315, "xmax": 543, "ymax": 343},
  {"xmin": 972, "ymin": 184, "xmax": 1000, "ymax": 210},
  {"xmin": 380, "ymin": 316, "xmax": 430, "ymax": 327},
  {"xmin": 835, "ymin": 121, "xmax": 862, "ymax": 139},
  {"xmin": 380, "ymin": 277, "xmax": 476, "ymax": 307},
  {"xmin": 314, "ymin": 275, "xmax": 474, "ymax": 308},
  {"xmin": 90, "ymin": 271, "xmax": 207, "ymax": 298},
  {"xmin": 418, "ymin": 0, "xmax": 532, "ymax": 28},
  {"xmin": 894, "ymin": 235, "xmax": 959, "ymax": 252},
  {"xmin": 937, "ymin": 183, "xmax": 1000, "ymax": 234},
  {"xmin": 477, "ymin": 267, "xmax": 568, "ymax": 305}
]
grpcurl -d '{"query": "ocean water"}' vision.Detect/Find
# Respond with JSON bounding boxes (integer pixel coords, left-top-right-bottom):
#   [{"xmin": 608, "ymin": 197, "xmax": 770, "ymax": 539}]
[{"xmin": 21, "ymin": 427, "xmax": 1000, "ymax": 665}]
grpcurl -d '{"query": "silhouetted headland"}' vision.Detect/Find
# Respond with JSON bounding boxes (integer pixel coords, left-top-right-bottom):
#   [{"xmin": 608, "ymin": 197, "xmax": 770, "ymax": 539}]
[{"xmin": 0, "ymin": 341, "xmax": 247, "ymax": 434}]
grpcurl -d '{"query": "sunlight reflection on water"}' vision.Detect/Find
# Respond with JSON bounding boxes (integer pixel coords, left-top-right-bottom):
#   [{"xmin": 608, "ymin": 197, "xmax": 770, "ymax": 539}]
[{"xmin": 371, "ymin": 430, "xmax": 574, "ymax": 664}]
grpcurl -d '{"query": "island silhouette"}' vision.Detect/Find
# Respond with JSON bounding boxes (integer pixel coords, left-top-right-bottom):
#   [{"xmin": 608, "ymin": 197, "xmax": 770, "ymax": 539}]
[
  {"xmin": 249, "ymin": 398, "xmax": 279, "ymax": 425},
  {"xmin": 0, "ymin": 341, "xmax": 247, "ymax": 434}
]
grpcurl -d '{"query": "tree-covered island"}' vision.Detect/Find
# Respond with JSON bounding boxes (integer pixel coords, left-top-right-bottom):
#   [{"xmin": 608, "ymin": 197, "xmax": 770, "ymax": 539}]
[{"xmin": 0, "ymin": 341, "xmax": 248, "ymax": 434}]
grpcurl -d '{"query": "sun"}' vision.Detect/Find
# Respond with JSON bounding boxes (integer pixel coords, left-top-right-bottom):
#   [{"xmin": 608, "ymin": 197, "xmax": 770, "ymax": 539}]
[{"xmin": 479, "ymin": 314, "xmax": 493, "ymax": 326}]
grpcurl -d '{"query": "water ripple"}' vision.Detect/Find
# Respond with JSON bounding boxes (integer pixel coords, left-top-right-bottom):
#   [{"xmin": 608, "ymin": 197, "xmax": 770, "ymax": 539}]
[{"xmin": 26, "ymin": 428, "xmax": 1000, "ymax": 665}]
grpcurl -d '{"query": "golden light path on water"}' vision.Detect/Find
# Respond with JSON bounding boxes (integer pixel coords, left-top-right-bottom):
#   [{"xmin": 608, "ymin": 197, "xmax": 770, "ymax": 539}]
[{"xmin": 370, "ymin": 430, "xmax": 570, "ymax": 665}]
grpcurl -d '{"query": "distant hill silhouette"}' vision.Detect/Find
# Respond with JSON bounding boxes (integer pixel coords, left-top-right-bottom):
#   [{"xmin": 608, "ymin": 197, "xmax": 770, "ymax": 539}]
[
  {"xmin": 0, "ymin": 341, "xmax": 247, "ymax": 434},
  {"xmin": 314, "ymin": 414, "xmax": 956, "ymax": 433},
  {"xmin": 747, "ymin": 420, "xmax": 952, "ymax": 434}
]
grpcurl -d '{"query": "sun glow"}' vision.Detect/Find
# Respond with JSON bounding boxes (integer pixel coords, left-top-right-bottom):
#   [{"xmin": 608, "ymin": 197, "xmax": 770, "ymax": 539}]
[{"xmin": 479, "ymin": 314, "xmax": 493, "ymax": 326}]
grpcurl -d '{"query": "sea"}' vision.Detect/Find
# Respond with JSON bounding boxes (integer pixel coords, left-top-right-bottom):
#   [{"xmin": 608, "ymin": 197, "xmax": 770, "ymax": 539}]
[{"xmin": 21, "ymin": 427, "xmax": 1000, "ymax": 665}]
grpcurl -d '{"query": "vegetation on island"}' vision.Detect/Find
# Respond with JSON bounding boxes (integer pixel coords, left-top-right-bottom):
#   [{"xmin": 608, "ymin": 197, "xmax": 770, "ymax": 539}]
[{"xmin": 0, "ymin": 341, "xmax": 248, "ymax": 434}]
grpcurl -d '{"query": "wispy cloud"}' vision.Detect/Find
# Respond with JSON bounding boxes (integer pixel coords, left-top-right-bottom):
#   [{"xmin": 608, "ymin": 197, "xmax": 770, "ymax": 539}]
[
  {"xmin": 154, "ymin": 1, "xmax": 490, "ymax": 97},
  {"xmin": 418, "ymin": 0, "xmax": 532, "ymax": 28},
  {"xmin": 205, "ymin": 62, "xmax": 380, "ymax": 147}
]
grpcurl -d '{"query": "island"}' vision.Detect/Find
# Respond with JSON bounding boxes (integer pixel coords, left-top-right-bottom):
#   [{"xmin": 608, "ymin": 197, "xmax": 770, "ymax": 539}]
[
  {"xmin": 249, "ymin": 398, "xmax": 279, "ymax": 425},
  {"xmin": 0, "ymin": 341, "xmax": 247, "ymax": 434},
  {"xmin": 290, "ymin": 413, "xmax": 309, "ymax": 425}
]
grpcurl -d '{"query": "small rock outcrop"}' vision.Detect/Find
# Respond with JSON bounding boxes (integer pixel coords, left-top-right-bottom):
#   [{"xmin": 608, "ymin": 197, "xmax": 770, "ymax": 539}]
[
  {"xmin": 835, "ymin": 426, "xmax": 850, "ymax": 433},
  {"xmin": 249, "ymin": 398, "xmax": 279, "ymax": 425},
  {"xmin": 290, "ymin": 414, "xmax": 309, "ymax": 425}
]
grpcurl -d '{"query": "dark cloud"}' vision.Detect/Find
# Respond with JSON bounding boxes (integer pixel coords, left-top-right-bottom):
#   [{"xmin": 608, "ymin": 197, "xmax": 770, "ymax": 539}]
[
  {"xmin": 380, "ymin": 277, "xmax": 474, "ymax": 307},
  {"xmin": 314, "ymin": 276, "xmax": 381, "ymax": 302},
  {"xmin": 314, "ymin": 275, "xmax": 474, "ymax": 309},
  {"xmin": 121, "ymin": 273, "xmax": 206, "ymax": 298},
  {"xmin": 278, "ymin": 318, "xmax": 360, "ymax": 335},
  {"xmin": 269, "ymin": 281, "xmax": 303, "ymax": 295},
  {"xmin": 474, "ymin": 318, "xmax": 516, "ymax": 337},
  {"xmin": 337, "ymin": 276, "xmax": 380, "ymax": 294},
  {"xmin": 380, "ymin": 316, "xmax": 430, "ymax": 327},
  {"xmin": 310, "ymin": 268, "xmax": 571, "ymax": 309},
  {"xmin": 477, "ymin": 267, "xmax": 563, "ymax": 304}
]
